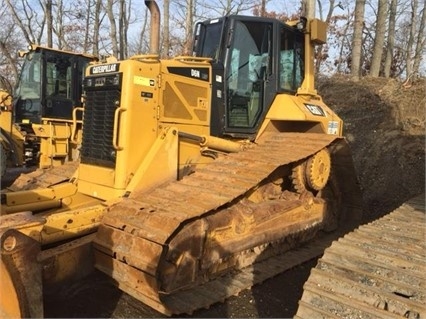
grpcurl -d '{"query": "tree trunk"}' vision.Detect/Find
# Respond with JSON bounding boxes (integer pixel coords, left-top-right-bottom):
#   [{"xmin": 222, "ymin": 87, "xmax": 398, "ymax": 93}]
[
  {"xmin": 45, "ymin": 0, "xmax": 53, "ymax": 47},
  {"xmin": 92, "ymin": 0, "xmax": 102, "ymax": 56},
  {"xmin": 184, "ymin": 0, "xmax": 194, "ymax": 55},
  {"xmin": 351, "ymin": 0, "xmax": 366, "ymax": 81},
  {"xmin": 106, "ymin": 0, "xmax": 119, "ymax": 58},
  {"xmin": 405, "ymin": 0, "xmax": 418, "ymax": 79},
  {"xmin": 118, "ymin": 0, "xmax": 130, "ymax": 59},
  {"xmin": 369, "ymin": 0, "xmax": 388, "ymax": 77},
  {"xmin": 384, "ymin": 0, "xmax": 396, "ymax": 78},
  {"xmin": 119, "ymin": 0, "xmax": 125, "ymax": 59},
  {"xmin": 336, "ymin": 14, "xmax": 352, "ymax": 74},
  {"xmin": 55, "ymin": 0, "xmax": 65, "ymax": 49},
  {"xmin": 83, "ymin": 0, "xmax": 92, "ymax": 53},
  {"xmin": 412, "ymin": 2, "xmax": 426, "ymax": 79},
  {"xmin": 260, "ymin": 0, "xmax": 266, "ymax": 16}
]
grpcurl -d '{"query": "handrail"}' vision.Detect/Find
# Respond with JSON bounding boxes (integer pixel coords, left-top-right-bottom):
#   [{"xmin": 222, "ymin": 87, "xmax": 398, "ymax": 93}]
[
  {"xmin": 112, "ymin": 106, "xmax": 127, "ymax": 150},
  {"xmin": 173, "ymin": 56, "xmax": 212, "ymax": 64},
  {"xmin": 129, "ymin": 54, "xmax": 159, "ymax": 63},
  {"xmin": 71, "ymin": 107, "xmax": 84, "ymax": 142}
]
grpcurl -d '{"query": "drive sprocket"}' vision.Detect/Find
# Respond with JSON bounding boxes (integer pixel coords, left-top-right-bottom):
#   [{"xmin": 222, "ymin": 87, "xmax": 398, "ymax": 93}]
[{"xmin": 292, "ymin": 149, "xmax": 331, "ymax": 193}]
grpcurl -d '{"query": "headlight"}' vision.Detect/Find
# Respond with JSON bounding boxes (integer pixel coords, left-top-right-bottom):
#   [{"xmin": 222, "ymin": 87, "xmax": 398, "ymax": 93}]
[{"xmin": 85, "ymin": 74, "xmax": 120, "ymax": 88}]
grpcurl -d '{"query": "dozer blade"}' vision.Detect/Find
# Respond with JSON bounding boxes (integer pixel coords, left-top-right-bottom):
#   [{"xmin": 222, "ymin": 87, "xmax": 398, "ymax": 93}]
[
  {"xmin": 6, "ymin": 161, "xmax": 79, "ymax": 192},
  {"xmin": 0, "ymin": 228, "xmax": 43, "ymax": 318}
]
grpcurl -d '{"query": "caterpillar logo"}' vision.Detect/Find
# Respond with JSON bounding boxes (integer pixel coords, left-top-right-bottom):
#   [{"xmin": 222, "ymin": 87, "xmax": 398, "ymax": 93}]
[
  {"xmin": 305, "ymin": 103, "xmax": 325, "ymax": 116},
  {"xmin": 91, "ymin": 63, "xmax": 119, "ymax": 74}
]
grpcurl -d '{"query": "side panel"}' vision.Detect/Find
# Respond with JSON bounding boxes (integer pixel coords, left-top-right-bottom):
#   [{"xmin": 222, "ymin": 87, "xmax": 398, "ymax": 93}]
[
  {"xmin": 79, "ymin": 60, "xmax": 160, "ymax": 195},
  {"xmin": 159, "ymin": 58, "xmax": 212, "ymax": 127},
  {"xmin": 159, "ymin": 58, "xmax": 214, "ymax": 178}
]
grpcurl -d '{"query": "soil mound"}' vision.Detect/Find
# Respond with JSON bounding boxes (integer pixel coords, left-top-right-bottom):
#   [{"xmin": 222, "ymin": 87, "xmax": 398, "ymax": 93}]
[{"xmin": 318, "ymin": 75, "xmax": 425, "ymax": 222}]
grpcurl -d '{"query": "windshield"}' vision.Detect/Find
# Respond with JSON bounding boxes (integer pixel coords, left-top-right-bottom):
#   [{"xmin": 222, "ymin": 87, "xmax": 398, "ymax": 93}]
[{"xmin": 14, "ymin": 51, "xmax": 42, "ymax": 123}]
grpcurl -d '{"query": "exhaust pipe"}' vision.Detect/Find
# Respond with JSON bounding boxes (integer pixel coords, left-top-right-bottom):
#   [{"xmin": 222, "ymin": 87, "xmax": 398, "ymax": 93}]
[{"xmin": 145, "ymin": 0, "xmax": 160, "ymax": 54}]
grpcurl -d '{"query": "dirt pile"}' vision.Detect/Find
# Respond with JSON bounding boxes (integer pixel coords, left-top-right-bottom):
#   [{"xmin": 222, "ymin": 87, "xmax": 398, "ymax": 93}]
[{"xmin": 318, "ymin": 75, "xmax": 425, "ymax": 222}]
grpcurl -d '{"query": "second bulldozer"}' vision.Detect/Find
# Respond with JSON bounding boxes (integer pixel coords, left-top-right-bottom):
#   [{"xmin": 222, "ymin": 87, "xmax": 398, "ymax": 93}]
[
  {"xmin": 0, "ymin": 44, "xmax": 97, "ymax": 184},
  {"xmin": 0, "ymin": 1, "xmax": 362, "ymax": 317}
]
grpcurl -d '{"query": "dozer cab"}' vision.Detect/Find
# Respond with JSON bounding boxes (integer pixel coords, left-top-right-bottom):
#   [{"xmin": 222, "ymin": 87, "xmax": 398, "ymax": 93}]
[
  {"xmin": 0, "ymin": 1, "xmax": 362, "ymax": 317},
  {"xmin": 0, "ymin": 44, "xmax": 97, "ymax": 178}
]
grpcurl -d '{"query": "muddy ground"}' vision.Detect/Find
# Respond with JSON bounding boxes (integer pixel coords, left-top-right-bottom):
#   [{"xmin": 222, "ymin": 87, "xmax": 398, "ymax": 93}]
[{"xmin": 3, "ymin": 76, "xmax": 425, "ymax": 318}]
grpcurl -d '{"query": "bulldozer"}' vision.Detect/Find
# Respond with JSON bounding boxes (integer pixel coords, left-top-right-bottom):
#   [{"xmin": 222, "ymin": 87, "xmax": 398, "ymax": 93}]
[
  {"xmin": 0, "ymin": 44, "xmax": 97, "ymax": 179},
  {"xmin": 0, "ymin": 1, "xmax": 362, "ymax": 317}
]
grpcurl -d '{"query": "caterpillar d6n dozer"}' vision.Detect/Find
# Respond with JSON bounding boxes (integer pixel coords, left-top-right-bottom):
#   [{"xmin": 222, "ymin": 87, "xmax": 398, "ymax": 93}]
[{"xmin": 0, "ymin": 1, "xmax": 362, "ymax": 317}]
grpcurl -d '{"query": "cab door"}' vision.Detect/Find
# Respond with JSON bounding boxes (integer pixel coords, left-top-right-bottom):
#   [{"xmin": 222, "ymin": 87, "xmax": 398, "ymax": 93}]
[{"xmin": 224, "ymin": 18, "xmax": 273, "ymax": 135}]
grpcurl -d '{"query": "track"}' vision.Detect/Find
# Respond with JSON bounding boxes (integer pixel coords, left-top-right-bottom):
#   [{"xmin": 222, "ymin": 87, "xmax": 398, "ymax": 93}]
[
  {"xmin": 296, "ymin": 194, "xmax": 426, "ymax": 319},
  {"xmin": 5, "ymin": 161, "xmax": 78, "ymax": 191},
  {"xmin": 93, "ymin": 132, "xmax": 362, "ymax": 315}
]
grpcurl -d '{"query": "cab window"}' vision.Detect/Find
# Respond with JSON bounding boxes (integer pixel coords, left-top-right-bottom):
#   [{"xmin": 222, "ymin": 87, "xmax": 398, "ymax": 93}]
[
  {"xmin": 226, "ymin": 20, "xmax": 272, "ymax": 129},
  {"xmin": 279, "ymin": 27, "xmax": 304, "ymax": 91}
]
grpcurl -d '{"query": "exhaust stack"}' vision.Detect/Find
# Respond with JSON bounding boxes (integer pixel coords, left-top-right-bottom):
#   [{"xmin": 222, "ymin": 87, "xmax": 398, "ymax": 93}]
[{"xmin": 145, "ymin": 0, "xmax": 160, "ymax": 54}]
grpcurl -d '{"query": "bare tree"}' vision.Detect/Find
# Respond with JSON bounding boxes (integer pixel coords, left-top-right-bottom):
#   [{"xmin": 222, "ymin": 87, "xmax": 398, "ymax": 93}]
[
  {"xmin": 135, "ymin": 7, "xmax": 150, "ymax": 54},
  {"xmin": 106, "ymin": 0, "xmax": 119, "ymax": 57},
  {"xmin": 197, "ymin": 0, "xmax": 258, "ymax": 17},
  {"xmin": 412, "ymin": 2, "xmax": 426, "ymax": 79},
  {"xmin": 43, "ymin": 0, "xmax": 53, "ymax": 47},
  {"xmin": 260, "ymin": 0, "xmax": 266, "ymax": 16},
  {"xmin": 104, "ymin": 0, "xmax": 134, "ymax": 59},
  {"xmin": 184, "ymin": 0, "xmax": 194, "ymax": 55},
  {"xmin": 119, "ymin": 0, "xmax": 131, "ymax": 59},
  {"xmin": 5, "ymin": 0, "xmax": 42, "ymax": 44},
  {"xmin": 405, "ymin": 0, "xmax": 418, "ymax": 79},
  {"xmin": 53, "ymin": 0, "xmax": 66, "ymax": 49},
  {"xmin": 351, "ymin": 0, "xmax": 365, "ymax": 80},
  {"xmin": 369, "ymin": 0, "xmax": 387, "ymax": 77},
  {"xmin": 384, "ymin": 0, "xmax": 397, "ymax": 78},
  {"xmin": 92, "ymin": 0, "xmax": 102, "ymax": 56},
  {"xmin": 315, "ymin": 0, "xmax": 343, "ymax": 73}
]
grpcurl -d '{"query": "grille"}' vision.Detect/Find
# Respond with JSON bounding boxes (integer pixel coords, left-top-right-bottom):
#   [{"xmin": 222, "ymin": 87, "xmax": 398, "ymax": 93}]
[{"xmin": 81, "ymin": 87, "xmax": 120, "ymax": 167}]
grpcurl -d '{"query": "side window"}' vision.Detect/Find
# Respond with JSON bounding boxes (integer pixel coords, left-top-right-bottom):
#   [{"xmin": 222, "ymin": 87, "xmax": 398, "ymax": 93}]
[
  {"xmin": 195, "ymin": 22, "xmax": 223, "ymax": 59},
  {"xmin": 227, "ymin": 21, "xmax": 271, "ymax": 129},
  {"xmin": 45, "ymin": 53, "xmax": 74, "ymax": 119},
  {"xmin": 280, "ymin": 28, "xmax": 304, "ymax": 91},
  {"xmin": 16, "ymin": 52, "xmax": 41, "ymax": 99},
  {"xmin": 46, "ymin": 53, "xmax": 72, "ymax": 98}
]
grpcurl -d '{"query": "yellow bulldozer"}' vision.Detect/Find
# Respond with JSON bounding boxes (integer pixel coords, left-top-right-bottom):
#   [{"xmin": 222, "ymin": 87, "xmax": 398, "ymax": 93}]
[
  {"xmin": 0, "ymin": 1, "xmax": 362, "ymax": 317},
  {"xmin": 0, "ymin": 44, "xmax": 97, "ymax": 179}
]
